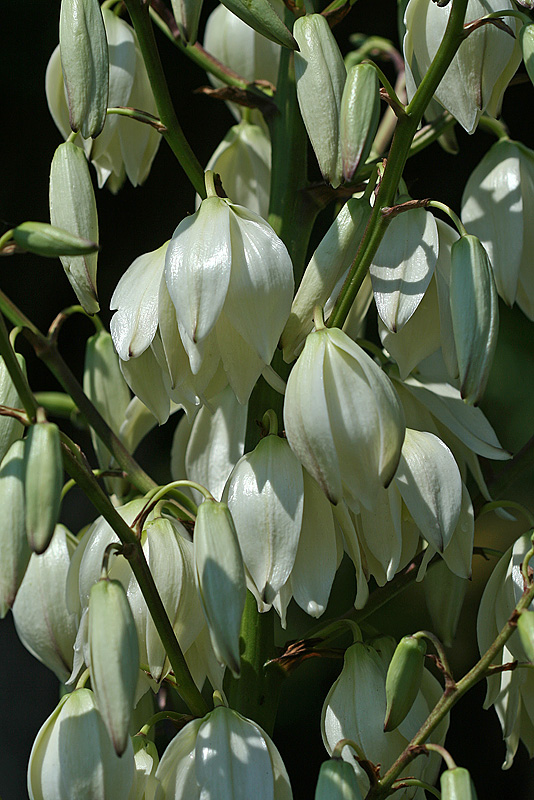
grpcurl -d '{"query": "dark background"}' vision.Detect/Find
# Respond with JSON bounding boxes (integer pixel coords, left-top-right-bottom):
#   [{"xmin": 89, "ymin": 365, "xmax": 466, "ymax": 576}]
[{"xmin": 2, "ymin": 1, "xmax": 534, "ymax": 797}]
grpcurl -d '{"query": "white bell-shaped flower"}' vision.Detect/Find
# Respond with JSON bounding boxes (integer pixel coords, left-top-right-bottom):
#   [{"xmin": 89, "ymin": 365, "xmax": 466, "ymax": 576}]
[
  {"xmin": 403, "ymin": 0, "xmax": 521, "ymax": 134},
  {"xmin": 27, "ymin": 688, "xmax": 134, "ymax": 800},
  {"xmin": 12, "ymin": 524, "xmax": 78, "ymax": 683},
  {"xmin": 378, "ymin": 218, "xmax": 458, "ymax": 379},
  {"xmin": 477, "ymin": 533, "xmax": 534, "ymax": 768},
  {"xmin": 0, "ymin": 353, "xmax": 25, "ymax": 463},
  {"xmin": 165, "ymin": 177, "xmax": 294, "ymax": 404},
  {"xmin": 322, "ymin": 637, "xmax": 448, "ymax": 798},
  {"xmin": 203, "ymin": 2, "xmax": 282, "ymax": 128},
  {"xmin": 0, "ymin": 439, "xmax": 30, "ymax": 617},
  {"xmin": 461, "ymin": 138, "xmax": 534, "ymax": 318},
  {"xmin": 284, "ymin": 324, "xmax": 405, "ymax": 511},
  {"xmin": 155, "ymin": 704, "xmax": 292, "ymax": 799},
  {"xmin": 370, "ymin": 200, "xmax": 439, "ymax": 333},
  {"xmin": 203, "ymin": 121, "xmax": 271, "ymax": 220},
  {"xmin": 46, "ymin": 8, "xmax": 160, "ymax": 192}
]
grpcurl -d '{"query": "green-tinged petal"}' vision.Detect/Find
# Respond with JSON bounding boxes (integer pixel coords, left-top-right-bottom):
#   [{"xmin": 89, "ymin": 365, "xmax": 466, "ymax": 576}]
[
  {"xmin": 370, "ymin": 205, "xmax": 438, "ymax": 333},
  {"xmin": 394, "ymin": 429, "xmax": 462, "ymax": 552},
  {"xmin": 0, "ymin": 440, "xmax": 30, "ymax": 617}
]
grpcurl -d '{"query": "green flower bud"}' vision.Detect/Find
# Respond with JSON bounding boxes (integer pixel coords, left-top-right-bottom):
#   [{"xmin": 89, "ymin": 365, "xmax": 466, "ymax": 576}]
[
  {"xmin": 340, "ymin": 63, "xmax": 380, "ymax": 182},
  {"xmin": 49, "ymin": 141, "xmax": 99, "ymax": 313},
  {"xmin": 84, "ymin": 329, "xmax": 131, "ymax": 497},
  {"xmin": 520, "ymin": 24, "xmax": 534, "ymax": 87},
  {"xmin": 517, "ymin": 611, "xmax": 534, "ymax": 663},
  {"xmin": 440, "ymin": 766, "xmax": 478, "ymax": 800},
  {"xmin": 88, "ymin": 578, "xmax": 140, "ymax": 756},
  {"xmin": 0, "ymin": 440, "xmax": 30, "ymax": 617},
  {"xmin": 0, "ymin": 353, "xmax": 25, "ymax": 463},
  {"xmin": 384, "ymin": 635, "xmax": 427, "ymax": 732},
  {"xmin": 23, "ymin": 420, "xmax": 63, "ymax": 554},
  {"xmin": 12, "ymin": 221, "xmax": 99, "ymax": 258},
  {"xmin": 294, "ymin": 14, "xmax": 346, "ymax": 188},
  {"xmin": 315, "ymin": 758, "xmax": 363, "ymax": 800},
  {"xmin": 449, "ymin": 235, "xmax": 499, "ymax": 405},
  {"xmin": 424, "ymin": 560, "xmax": 468, "ymax": 647},
  {"xmin": 171, "ymin": 0, "xmax": 204, "ymax": 44},
  {"xmin": 194, "ymin": 498, "xmax": 246, "ymax": 676},
  {"xmin": 59, "ymin": 0, "xmax": 109, "ymax": 138},
  {"xmin": 218, "ymin": 0, "xmax": 297, "ymax": 50}
]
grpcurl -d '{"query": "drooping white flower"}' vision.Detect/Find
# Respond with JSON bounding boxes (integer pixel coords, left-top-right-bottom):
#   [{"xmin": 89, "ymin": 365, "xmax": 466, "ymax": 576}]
[
  {"xmin": 461, "ymin": 138, "xmax": 534, "ymax": 318},
  {"xmin": 165, "ymin": 185, "xmax": 294, "ymax": 404},
  {"xmin": 12, "ymin": 524, "xmax": 78, "ymax": 683},
  {"xmin": 370, "ymin": 200, "xmax": 439, "ymax": 333},
  {"xmin": 284, "ymin": 325, "xmax": 405, "ymax": 512},
  {"xmin": 46, "ymin": 9, "xmax": 160, "ymax": 192},
  {"xmin": 155, "ymin": 704, "xmax": 292, "ymax": 799},
  {"xmin": 404, "ymin": 0, "xmax": 521, "ymax": 134},
  {"xmin": 203, "ymin": 121, "xmax": 271, "ymax": 220},
  {"xmin": 477, "ymin": 533, "xmax": 534, "ymax": 768},
  {"xmin": 322, "ymin": 636, "xmax": 448, "ymax": 798},
  {"xmin": 27, "ymin": 688, "xmax": 134, "ymax": 800}
]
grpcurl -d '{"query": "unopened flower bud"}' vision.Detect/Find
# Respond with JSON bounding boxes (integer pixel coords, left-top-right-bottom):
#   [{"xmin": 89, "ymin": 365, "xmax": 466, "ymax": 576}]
[
  {"xmin": 294, "ymin": 14, "xmax": 346, "ymax": 188},
  {"xmin": 219, "ymin": 0, "xmax": 296, "ymax": 49},
  {"xmin": 0, "ymin": 353, "xmax": 25, "ymax": 463},
  {"xmin": 424, "ymin": 560, "xmax": 468, "ymax": 647},
  {"xmin": 88, "ymin": 578, "xmax": 140, "ymax": 756},
  {"xmin": 449, "ymin": 234, "xmax": 498, "ymax": 405},
  {"xmin": 517, "ymin": 611, "xmax": 534, "ymax": 663},
  {"xmin": 0, "ymin": 440, "xmax": 30, "ymax": 617},
  {"xmin": 23, "ymin": 420, "xmax": 63, "ymax": 554},
  {"xmin": 441, "ymin": 766, "xmax": 478, "ymax": 800},
  {"xmin": 521, "ymin": 23, "xmax": 534, "ymax": 86},
  {"xmin": 315, "ymin": 758, "xmax": 363, "ymax": 800},
  {"xmin": 340, "ymin": 63, "xmax": 380, "ymax": 182},
  {"xmin": 49, "ymin": 141, "xmax": 99, "ymax": 313},
  {"xmin": 281, "ymin": 196, "xmax": 370, "ymax": 361},
  {"xmin": 59, "ymin": 0, "xmax": 109, "ymax": 138},
  {"xmin": 194, "ymin": 498, "xmax": 246, "ymax": 675},
  {"xmin": 384, "ymin": 635, "xmax": 427, "ymax": 731},
  {"xmin": 12, "ymin": 221, "xmax": 99, "ymax": 258}
]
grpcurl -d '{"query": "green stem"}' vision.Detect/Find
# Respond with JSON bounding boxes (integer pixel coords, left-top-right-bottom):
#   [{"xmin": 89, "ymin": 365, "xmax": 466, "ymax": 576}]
[
  {"xmin": 477, "ymin": 114, "xmax": 510, "ymax": 140},
  {"xmin": 427, "ymin": 200, "xmax": 467, "ymax": 236},
  {"xmin": 123, "ymin": 0, "xmax": 206, "ymax": 198},
  {"xmin": 392, "ymin": 779, "xmax": 441, "ymax": 799},
  {"xmin": 60, "ymin": 438, "xmax": 209, "ymax": 717},
  {"xmin": 226, "ymin": 592, "xmax": 285, "ymax": 735},
  {"xmin": 370, "ymin": 578, "xmax": 534, "ymax": 797},
  {"xmin": 0, "ymin": 288, "xmax": 156, "ymax": 494},
  {"xmin": 328, "ymin": 0, "xmax": 469, "ymax": 330},
  {"xmin": 0, "ymin": 313, "xmax": 38, "ymax": 419}
]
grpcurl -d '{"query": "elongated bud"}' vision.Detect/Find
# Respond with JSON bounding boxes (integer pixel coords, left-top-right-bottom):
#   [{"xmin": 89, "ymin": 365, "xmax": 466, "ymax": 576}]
[
  {"xmin": 0, "ymin": 440, "xmax": 30, "ymax": 617},
  {"xmin": 12, "ymin": 221, "xmax": 99, "ymax": 258},
  {"xmin": 23, "ymin": 420, "xmax": 63, "ymax": 554},
  {"xmin": 517, "ymin": 611, "xmax": 534, "ymax": 663},
  {"xmin": 424, "ymin": 560, "xmax": 468, "ymax": 647},
  {"xmin": 340, "ymin": 63, "xmax": 380, "ymax": 182},
  {"xmin": 84, "ymin": 329, "xmax": 131, "ymax": 496},
  {"xmin": 219, "ymin": 0, "xmax": 296, "ymax": 49},
  {"xmin": 171, "ymin": 0, "xmax": 203, "ymax": 44},
  {"xmin": 50, "ymin": 141, "xmax": 100, "ymax": 313},
  {"xmin": 315, "ymin": 758, "xmax": 363, "ymax": 799},
  {"xmin": 441, "ymin": 767, "xmax": 478, "ymax": 800},
  {"xmin": 88, "ymin": 578, "xmax": 139, "ymax": 756},
  {"xmin": 0, "ymin": 353, "xmax": 25, "ymax": 463},
  {"xmin": 294, "ymin": 14, "xmax": 346, "ymax": 188},
  {"xmin": 194, "ymin": 498, "xmax": 246, "ymax": 676},
  {"xmin": 449, "ymin": 235, "xmax": 498, "ymax": 405},
  {"xmin": 59, "ymin": 0, "xmax": 109, "ymax": 138},
  {"xmin": 520, "ymin": 24, "xmax": 534, "ymax": 87},
  {"xmin": 281, "ymin": 196, "xmax": 370, "ymax": 361},
  {"xmin": 384, "ymin": 635, "xmax": 427, "ymax": 731}
]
